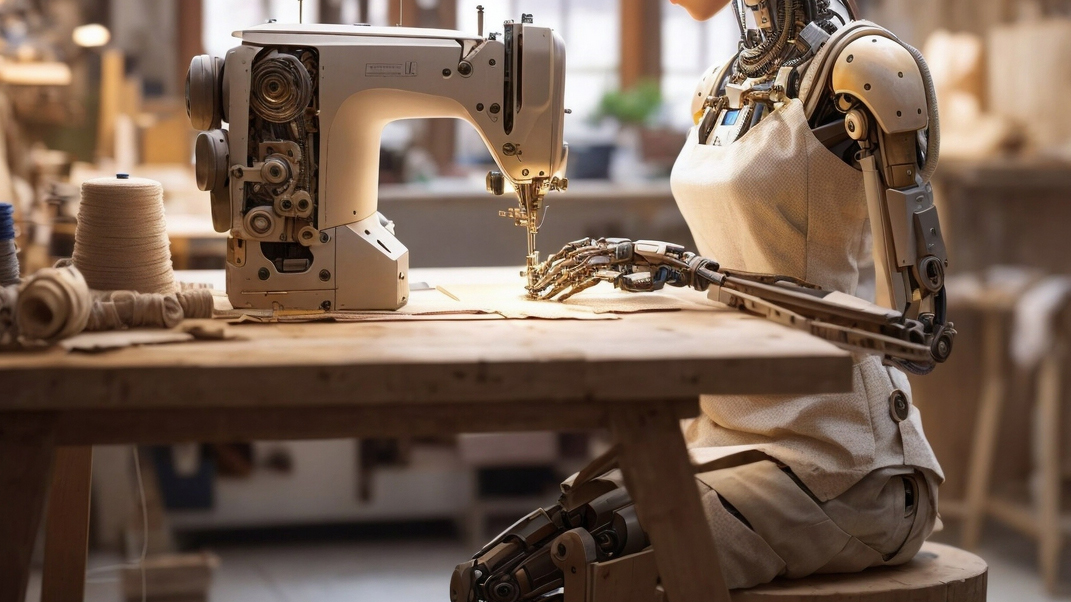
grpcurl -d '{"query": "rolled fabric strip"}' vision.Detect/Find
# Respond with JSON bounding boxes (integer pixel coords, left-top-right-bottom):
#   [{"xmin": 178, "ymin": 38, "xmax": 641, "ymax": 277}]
[
  {"xmin": 87, "ymin": 290, "xmax": 184, "ymax": 331},
  {"xmin": 16, "ymin": 265, "xmax": 91, "ymax": 344},
  {"xmin": 7, "ymin": 266, "xmax": 216, "ymax": 346},
  {"xmin": 176, "ymin": 289, "xmax": 215, "ymax": 319},
  {"xmin": 0, "ymin": 284, "xmax": 17, "ymax": 346}
]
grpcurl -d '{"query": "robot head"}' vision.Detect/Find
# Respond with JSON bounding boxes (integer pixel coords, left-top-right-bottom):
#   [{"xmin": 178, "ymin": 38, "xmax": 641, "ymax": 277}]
[{"xmin": 735, "ymin": 0, "xmax": 856, "ymax": 33}]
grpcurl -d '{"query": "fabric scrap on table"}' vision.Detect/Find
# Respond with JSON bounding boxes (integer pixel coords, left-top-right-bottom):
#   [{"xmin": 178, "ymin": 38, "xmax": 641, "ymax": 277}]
[
  {"xmin": 219, "ymin": 281, "xmax": 715, "ymax": 324},
  {"xmin": 61, "ymin": 330, "xmax": 195, "ymax": 352}
]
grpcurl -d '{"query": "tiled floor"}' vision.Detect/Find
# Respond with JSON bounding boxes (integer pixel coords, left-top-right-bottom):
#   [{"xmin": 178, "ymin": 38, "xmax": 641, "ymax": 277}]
[
  {"xmin": 27, "ymin": 539, "xmax": 471, "ymax": 602},
  {"xmin": 23, "ymin": 522, "xmax": 1071, "ymax": 601}
]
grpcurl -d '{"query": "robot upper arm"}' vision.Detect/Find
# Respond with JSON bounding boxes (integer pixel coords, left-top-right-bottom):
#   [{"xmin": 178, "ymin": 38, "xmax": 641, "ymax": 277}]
[
  {"xmin": 831, "ymin": 35, "xmax": 928, "ymax": 135},
  {"xmin": 821, "ymin": 30, "xmax": 951, "ymax": 355}
]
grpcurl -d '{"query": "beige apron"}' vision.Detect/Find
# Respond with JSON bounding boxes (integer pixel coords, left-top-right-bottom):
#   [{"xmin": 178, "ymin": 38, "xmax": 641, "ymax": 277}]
[{"xmin": 668, "ymin": 98, "xmax": 945, "ymax": 587}]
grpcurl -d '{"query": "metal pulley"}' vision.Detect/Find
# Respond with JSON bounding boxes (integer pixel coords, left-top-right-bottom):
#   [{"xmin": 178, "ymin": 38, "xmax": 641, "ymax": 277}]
[
  {"xmin": 194, "ymin": 129, "xmax": 229, "ymax": 192},
  {"xmin": 186, "ymin": 55, "xmax": 224, "ymax": 131},
  {"xmin": 244, "ymin": 207, "xmax": 280, "ymax": 239}
]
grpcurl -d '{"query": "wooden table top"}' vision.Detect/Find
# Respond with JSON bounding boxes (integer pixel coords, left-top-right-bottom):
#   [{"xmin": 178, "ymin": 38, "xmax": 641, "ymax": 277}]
[{"xmin": 0, "ymin": 268, "xmax": 852, "ymax": 413}]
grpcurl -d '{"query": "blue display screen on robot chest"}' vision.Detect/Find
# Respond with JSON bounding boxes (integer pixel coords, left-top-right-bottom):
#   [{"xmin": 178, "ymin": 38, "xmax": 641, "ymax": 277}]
[{"xmin": 722, "ymin": 109, "xmax": 741, "ymax": 126}]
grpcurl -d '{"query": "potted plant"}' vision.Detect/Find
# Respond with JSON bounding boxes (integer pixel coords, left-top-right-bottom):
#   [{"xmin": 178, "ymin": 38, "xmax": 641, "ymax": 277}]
[{"xmin": 583, "ymin": 80, "xmax": 682, "ymax": 179}]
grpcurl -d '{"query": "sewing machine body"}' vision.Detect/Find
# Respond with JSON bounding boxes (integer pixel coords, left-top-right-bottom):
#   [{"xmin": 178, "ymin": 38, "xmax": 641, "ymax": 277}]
[{"xmin": 189, "ymin": 22, "xmax": 567, "ymax": 310}]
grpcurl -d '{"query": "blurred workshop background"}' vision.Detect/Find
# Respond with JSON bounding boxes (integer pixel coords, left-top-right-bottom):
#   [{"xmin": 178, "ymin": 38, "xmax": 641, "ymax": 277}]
[{"xmin": 7, "ymin": 0, "xmax": 1071, "ymax": 600}]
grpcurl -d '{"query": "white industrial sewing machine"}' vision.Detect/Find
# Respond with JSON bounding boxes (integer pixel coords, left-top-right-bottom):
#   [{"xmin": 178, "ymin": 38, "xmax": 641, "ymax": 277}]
[{"xmin": 186, "ymin": 13, "xmax": 568, "ymax": 311}]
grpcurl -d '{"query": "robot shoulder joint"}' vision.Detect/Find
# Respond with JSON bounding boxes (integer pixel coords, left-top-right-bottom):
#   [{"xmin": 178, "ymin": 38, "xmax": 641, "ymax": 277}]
[{"xmin": 831, "ymin": 35, "xmax": 928, "ymax": 135}]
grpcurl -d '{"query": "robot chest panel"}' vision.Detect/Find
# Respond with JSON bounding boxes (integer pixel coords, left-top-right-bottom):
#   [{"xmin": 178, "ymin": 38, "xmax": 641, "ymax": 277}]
[{"xmin": 703, "ymin": 103, "xmax": 771, "ymax": 147}]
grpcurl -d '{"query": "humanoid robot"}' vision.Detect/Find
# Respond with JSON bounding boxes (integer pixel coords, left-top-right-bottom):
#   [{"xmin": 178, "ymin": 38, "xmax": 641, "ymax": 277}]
[{"xmin": 453, "ymin": 1, "xmax": 951, "ymax": 600}]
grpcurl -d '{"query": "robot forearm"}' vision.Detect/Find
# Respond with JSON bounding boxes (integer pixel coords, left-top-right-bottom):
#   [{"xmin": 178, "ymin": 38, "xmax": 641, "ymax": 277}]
[{"xmin": 528, "ymin": 237, "xmax": 954, "ymax": 373}]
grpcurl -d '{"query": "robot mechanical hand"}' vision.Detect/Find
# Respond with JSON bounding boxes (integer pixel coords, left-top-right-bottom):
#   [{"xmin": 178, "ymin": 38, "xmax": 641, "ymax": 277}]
[
  {"xmin": 452, "ymin": 462, "xmax": 650, "ymax": 602},
  {"xmin": 527, "ymin": 237, "xmax": 720, "ymax": 301},
  {"xmin": 529, "ymin": 237, "xmax": 956, "ymax": 375}
]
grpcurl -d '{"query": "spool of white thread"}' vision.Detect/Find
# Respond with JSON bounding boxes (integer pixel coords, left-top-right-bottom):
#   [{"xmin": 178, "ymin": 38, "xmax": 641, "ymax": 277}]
[{"xmin": 73, "ymin": 174, "xmax": 176, "ymax": 294}]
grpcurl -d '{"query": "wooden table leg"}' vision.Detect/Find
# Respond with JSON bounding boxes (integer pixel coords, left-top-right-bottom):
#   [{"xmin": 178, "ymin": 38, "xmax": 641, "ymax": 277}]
[
  {"xmin": 610, "ymin": 403, "xmax": 730, "ymax": 602},
  {"xmin": 0, "ymin": 437, "xmax": 55, "ymax": 602},
  {"xmin": 42, "ymin": 446, "xmax": 94, "ymax": 602},
  {"xmin": 1037, "ymin": 344, "xmax": 1065, "ymax": 594},
  {"xmin": 962, "ymin": 311, "xmax": 1006, "ymax": 550}
]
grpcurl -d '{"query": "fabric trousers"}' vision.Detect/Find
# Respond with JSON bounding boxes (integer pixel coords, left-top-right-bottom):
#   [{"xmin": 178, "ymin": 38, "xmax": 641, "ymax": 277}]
[{"xmin": 694, "ymin": 461, "xmax": 936, "ymax": 590}]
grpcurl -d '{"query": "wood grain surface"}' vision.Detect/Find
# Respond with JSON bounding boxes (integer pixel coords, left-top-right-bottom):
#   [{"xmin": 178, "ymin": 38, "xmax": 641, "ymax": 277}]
[
  {"xmin": 731, "ymin": 542, "xmax": 987, "ymax": 601},
  {"xmin": 0, "ymin": 270, "xmax": 857, "ymax": 602},
  {"xmin": 0, "ymin": 278, "xmax": 852, "ymax": 412},
  {"xmin": 42, "ymin": 447, "xmax": 93, "ymax": 602}
]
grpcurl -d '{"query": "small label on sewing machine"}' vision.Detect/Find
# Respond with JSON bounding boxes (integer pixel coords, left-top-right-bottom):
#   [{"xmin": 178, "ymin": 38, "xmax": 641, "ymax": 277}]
[{"xmin": 365, "ymin": 62, "xmax": 417, "ymax": 77}]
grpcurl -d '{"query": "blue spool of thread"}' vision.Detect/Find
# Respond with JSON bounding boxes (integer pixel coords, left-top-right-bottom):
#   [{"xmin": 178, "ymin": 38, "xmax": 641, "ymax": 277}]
[
  {"xmin": 0, "ymin": 202, "xmax": 18, "ymax": 286},
  {"xmin": 0, "ymin": 203, "xmax": 13, "ymax": 241}
]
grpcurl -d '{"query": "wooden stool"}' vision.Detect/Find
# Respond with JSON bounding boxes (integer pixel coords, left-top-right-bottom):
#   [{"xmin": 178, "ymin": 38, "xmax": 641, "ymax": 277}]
[
  {"xmin": 959, "ymin": 275, "xmax": 1071, "ymax": 593},
  {"xmin": 731, "ymin": 542, "xmax": 987, "ymax": 601}
]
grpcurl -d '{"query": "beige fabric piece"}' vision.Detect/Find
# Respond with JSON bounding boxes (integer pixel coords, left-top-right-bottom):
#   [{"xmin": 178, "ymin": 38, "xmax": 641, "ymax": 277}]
[
  {"xmin": 60, "ymin": 330, "xmax": 196, "ymax": 352},
  {"xmin": 685, "ymin": 354, "xmax": 943, "ymax": 501},
  {"xmin": 671, "ymin": 98, "xmax": 871, "ymax": 296},
  {"xmin": 0, "ymin": 283, "xmax": 16, "ymax": 346},
  {"xmin": 671, "ymin": 95, "xmax": 943, "ymax": 502},
  {"xmin": 225, "ymin": 284, "xmax": 709, "ymax": 323},
  {"xmin": 695, "ymin": 460, "xmax": 935, "ymax": 590}
]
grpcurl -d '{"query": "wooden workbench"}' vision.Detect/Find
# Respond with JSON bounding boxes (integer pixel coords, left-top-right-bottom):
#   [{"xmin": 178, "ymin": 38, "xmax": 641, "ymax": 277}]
[{"xmin": 0, "ymin": 269, "xmax": 852, "ymax": 602}]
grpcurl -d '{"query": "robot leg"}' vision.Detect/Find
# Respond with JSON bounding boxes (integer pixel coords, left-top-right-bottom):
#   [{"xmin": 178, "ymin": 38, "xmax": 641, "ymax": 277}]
[{"xmin": 452, "ymin": 461, "xmax": 658, "ymax": 602}]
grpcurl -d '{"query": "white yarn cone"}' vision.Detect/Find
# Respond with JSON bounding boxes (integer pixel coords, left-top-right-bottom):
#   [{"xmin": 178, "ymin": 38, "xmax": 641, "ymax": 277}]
[{"xmin": 73, "ymin": 175, "xmax": 176, "ymax": 294}]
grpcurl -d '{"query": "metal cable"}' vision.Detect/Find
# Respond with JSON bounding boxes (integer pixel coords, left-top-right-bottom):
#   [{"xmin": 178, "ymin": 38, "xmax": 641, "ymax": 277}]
[
  {"xmin": 738, "ymin": 0, "xmax": 798, "ymax": 77},
  {"xmin": 900, "ymin": 40, "xmax": 941, "ymax": 182}
]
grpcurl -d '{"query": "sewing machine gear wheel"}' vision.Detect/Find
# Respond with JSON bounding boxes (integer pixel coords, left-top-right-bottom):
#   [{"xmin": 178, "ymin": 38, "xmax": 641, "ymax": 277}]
[{"xmin": 250, "ymin": 51, "xmax": 313, "ymax": 123}]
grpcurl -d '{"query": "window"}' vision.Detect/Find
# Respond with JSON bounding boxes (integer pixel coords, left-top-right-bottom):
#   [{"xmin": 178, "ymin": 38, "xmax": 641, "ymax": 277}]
[
  {"xmin": 203, "ymin": 0, "xmax": 322, "ymax": 57},
  {"xmin": 454, "ymin": 0, "xmax": 621, "ymax": 163},
  {"xmin": 660, "ymin": 2, "xmax": 739, "ymax": 130},
  {"xmin": 456, "ymin": 0, "xmax": 619, "ymax": 128}
]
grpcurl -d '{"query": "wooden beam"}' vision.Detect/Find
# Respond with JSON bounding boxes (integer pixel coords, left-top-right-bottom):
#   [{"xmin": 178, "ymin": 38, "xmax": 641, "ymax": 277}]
[
  {"xmin": 320, "ymin": 0, "xmax": 343, "ymax": 23},
  {"xmin": 176, "ymin": 0, "xmax": 204, "ymax": 91},
  {"xmin": 0, "ymin": 432, "xmax": 55, "ymax": 602},
  {"xmin": 387, "ymin": 0, "xmax": 458, "ymax": 171},
  {"xmin": 5, "ymin": 400, "xmax": 700, "ymax": 446},
  {"xmin": 620, "ymin": 0, "xmax": 662, "ymax": 90},
  {"xmin": 427, "ymin": 0, "xmax": 457, "ymax": 171},
  {"xmin": 42, "ymin": 447, "xmax": 94, "ymax": 602},
  {"xmin": 611, "ymin": 403, "xmax": 730, "ymax": 602},
  {"xmin": 388, "ymin": 0, "xmax": 420, "ymax": 27},
  {"xmin": 95, "ymin": 48, "xmax": 124, "ymax": 161}
]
